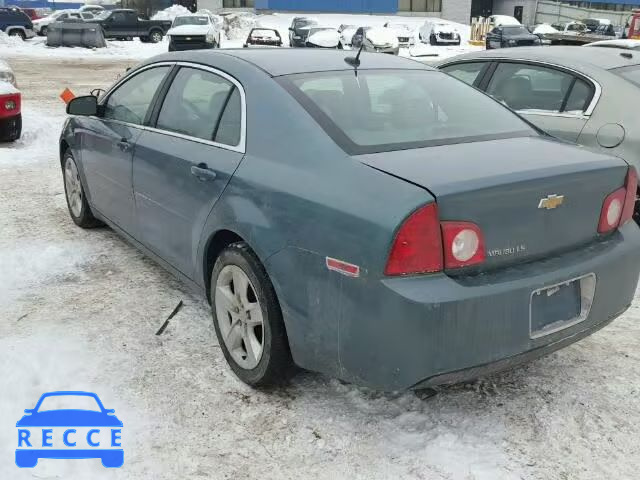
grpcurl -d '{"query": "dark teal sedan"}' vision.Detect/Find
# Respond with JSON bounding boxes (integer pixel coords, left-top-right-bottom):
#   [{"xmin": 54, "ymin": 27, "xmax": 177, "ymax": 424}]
[{"xmin": 61, "ymin": 49, "xmax": 640, "ymax": 391}]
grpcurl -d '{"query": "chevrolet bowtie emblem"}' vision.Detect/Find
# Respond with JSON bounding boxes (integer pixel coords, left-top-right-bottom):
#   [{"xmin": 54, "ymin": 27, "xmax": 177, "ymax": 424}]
[{"xmin": 538, "ymin": 194, "xmax": 564, "ymax": 210}]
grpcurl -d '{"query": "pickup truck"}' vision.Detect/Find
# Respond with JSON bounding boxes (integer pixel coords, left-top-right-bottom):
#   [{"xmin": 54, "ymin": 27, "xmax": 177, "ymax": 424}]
[{"xmin": 94, "ymin": 9, "xmax": 171, "ymax": 43}]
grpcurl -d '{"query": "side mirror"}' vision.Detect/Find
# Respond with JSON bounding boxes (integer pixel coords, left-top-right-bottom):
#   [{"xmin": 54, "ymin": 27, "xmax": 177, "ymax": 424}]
[{"xmin": 67, "ymin": 95, "xmax": 98, "ymax": 116}]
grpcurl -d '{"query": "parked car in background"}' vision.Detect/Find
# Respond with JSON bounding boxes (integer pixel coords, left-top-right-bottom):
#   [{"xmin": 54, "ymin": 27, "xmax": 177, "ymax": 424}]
[
  {"xmin": 288, "ymin": 16, "xmax": 317, "ymax": 47},
  {"xmin": 61, "ymin": 49, "xmax": 640, "ymax": 391},
  {"xmin": 8, "ymin": 6, "xmax": 41, "ymax": 20},
  {"xmin": 0, "ymin": 7, "xmax": 35, "ymax": 39},
  {"xmin": 583, "ymin": 18, "xmax": 610, "ymax": 33},
  {"xmin": 594, "ymin": 24, "xmax": 618, "ymax": 37},
  {"xmin": 305, "ymin": 27, "xmax": 340, "ymax": 48},
  {"xmin": 337, "ymin": 23, "xmax": 357, "ymax": 48},
  {"xmin": 486, "ymin": 25, "xmax": 541, "ymax": 49},
  {"xmin": 33, "ymin": 10, "xmax": 93, "ymax": 36},
  {"xmin": 625, "ymin": 10, "xmax": 640, "ymax": 39},
  {"xmin": 551, "ymin": 21, "xmax": 588, "ymax": 35},
  {"xmin": 438, "ymin": 46, "xmax": 640, "ymax": 215},
  {"xmin": 244, "ymin": 28, "xmax": 282, "ymax": 47},
  {"xmin": 79, "ymin": 5, "xmax": 105, "ymax": 15},
  {"xmin": 585, "ymin": 38, "xmax": 640, "ymax": 50},
  {"xmin": 94, "ymin": 9, "xmax": 171, "ymax": 43},
  {"xmin": 419, "ymin": 20, "xmax": 460, "ymax": 45},
  {"xmin": 168, "ymin": 14, "xmax": 221, "ymax": 51},
  {"xmin": 0, "ymin": 60, "xmax": 21, "ymax": 142},
  {"xmin": 352, "ymin": 26, "xmax": 399, "ymax": 54},
  {"xmin": 384, "ymin": 21, "xmax": 413, "ymax": 46}
]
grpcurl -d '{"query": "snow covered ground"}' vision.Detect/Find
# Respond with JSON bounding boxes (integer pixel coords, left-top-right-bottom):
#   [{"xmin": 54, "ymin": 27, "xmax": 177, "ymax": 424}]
[
  {"xmin": 1, "ymin": 54, "xmax": 640, "ymax": 480},
  {"xmin": 0, "ymin": 12, "xmax": 482, "ymax": 63}
]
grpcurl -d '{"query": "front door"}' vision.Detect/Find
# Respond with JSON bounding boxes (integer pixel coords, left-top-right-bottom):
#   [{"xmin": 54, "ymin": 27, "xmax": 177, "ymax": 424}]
[
  {"xmin": 133, "ymin": 65, "xmax": 245, "ymax": 278},
  {"xmin": 81, "ymin": 65, "xmax": 171, "ymax": 234}
]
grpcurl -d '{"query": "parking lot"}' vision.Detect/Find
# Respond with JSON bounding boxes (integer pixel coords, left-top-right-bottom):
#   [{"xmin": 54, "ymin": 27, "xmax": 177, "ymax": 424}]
[{"xmin": 2, "ymin": 9, "xmax": 640, "ymax": 480}]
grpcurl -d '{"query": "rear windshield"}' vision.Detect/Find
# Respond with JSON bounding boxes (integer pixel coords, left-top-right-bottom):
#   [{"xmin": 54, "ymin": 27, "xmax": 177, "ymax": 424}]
[
  {"xmin": 610, "ymin": 65, "xmax": 640, "ymax": 88},
  {"xmin": 279, "ymin": 69, "xmax": 535, "ymax": 155}
]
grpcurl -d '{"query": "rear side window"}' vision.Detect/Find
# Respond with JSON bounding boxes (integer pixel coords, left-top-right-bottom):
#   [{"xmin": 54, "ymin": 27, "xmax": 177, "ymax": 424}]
[
  {"xmin": 103, "ymin": 66, "xmax": 170, "ymax": 125},
  {"xmin": 280, "ymin": 69, "xmax": 534, "ymax": 155},
  {"xmin": 156, "ymin": 67, "xmax": 241, "ymax": 146},
  {"xmin": 611, "ymin": 65, "xmax": 640, "ymax": 88},
  {"xmin": 486, "ymin": 62, "xmax": 593, "ymax": 112},
  {"xmin": 440, "ymin": 62, "xmax": 487, "ymax": 86}
]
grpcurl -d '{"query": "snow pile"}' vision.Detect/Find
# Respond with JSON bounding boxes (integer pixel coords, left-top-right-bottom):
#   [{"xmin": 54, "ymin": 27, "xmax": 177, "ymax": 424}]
[
  {"xmin": 366, "ymin": 27, "xmax": 399, "ymax": 47},
  {"xmin": 151, "ymin": 4, "xmax": 191, "ymax": 21},
  {"xmin": 533, "ymin": 23, "xmax": 559, "ymax": 35},
  {"xmin": 0, "ymin": 80, "xmax": 18, "ymax": 95},
  {"xmin": 307, "ymin": 29, "xmax": 340, "ymax": 48},
  {"xmin": 224, "ymin": 12, "xmax": 258, "ymax": 40},
  {"xmin": 0, "ymin": 30, "xmax": 24, "ymax": 48}
]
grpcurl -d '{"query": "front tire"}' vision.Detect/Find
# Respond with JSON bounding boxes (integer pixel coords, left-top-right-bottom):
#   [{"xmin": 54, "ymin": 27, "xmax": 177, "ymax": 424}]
[
  {"xmin": 62, "ymin": 150, "xmax": 102, "ymax": 228},
  {"xmin": 211, "ymin": 242, "xmax": 293, "ymax": 387},
  {"xmin": 429, "ymin": 34, "xmax": 437, "ymax": 46}
]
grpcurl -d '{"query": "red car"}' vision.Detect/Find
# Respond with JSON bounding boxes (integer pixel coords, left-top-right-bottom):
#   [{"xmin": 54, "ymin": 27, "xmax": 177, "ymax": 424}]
[{"xmin": 0, "ymin": 63, "xmax": 21, "ymax": 142}]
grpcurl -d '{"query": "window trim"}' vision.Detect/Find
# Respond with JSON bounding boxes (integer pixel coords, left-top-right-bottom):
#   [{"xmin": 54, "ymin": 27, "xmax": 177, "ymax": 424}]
[
  {"xmin": 99, "ymin": 61, "xmax": 247, "ymax": 154},
  {"xmin": 440, "ymin": 58, "xmax": 602, "ymax": 118}
]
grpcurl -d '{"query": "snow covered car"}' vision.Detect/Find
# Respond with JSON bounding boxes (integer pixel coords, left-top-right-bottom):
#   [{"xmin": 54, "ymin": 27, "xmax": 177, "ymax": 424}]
[
  {"xmin": 79, "ymin": 5, "xmax": 105, "ymax": 15},
  {"xmin": 358, "ymin": 26, "xmax": 400, "ymax": 55},
  {"xmin": 489, "ymin": 15, "xmax": 521, "ymax": 27},
  {"xmin": 0, "ymin": 61, "xmax": 20, "ymax": 142},
  {"xmin": 15, "ymin": 391, "xmax": 123, "ymax": 468},
  {"xmin": 305, "ymin": 27, "xmax": 340, "ymax": 48},
  {"xmin": 384, "ymin": 22, "xmax": 413, "ymax": 46},
  {"xmin": 244, "ymin": 28, "xmax": 282, "ymax": 47},
  {"xmin": 585, "ymin": 39, "xmax": 640, "ymax": 50},
  {"xmin": 337, "ymin": 24, "xmax": 357, "ymax": 48},
  {"xmin": 419, "ymin": 20, "xmax": 461, "ymax": 45},
  {"xmin": 32, "ymin": 10, "xmax": 93, "ymax": 36},
  {"xmin": 168, "ymin": 14, "xmax": 221, "ymax": 51}
]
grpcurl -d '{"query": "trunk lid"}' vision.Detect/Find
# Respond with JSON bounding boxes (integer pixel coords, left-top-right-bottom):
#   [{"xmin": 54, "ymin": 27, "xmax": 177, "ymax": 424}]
[{"xmin": 359, "ymin": 136, "xmax": 629, "ymax": 270}]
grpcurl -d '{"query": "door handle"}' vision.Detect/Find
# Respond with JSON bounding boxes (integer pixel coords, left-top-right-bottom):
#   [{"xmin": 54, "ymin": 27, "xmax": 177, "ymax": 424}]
[
  {"xmin": 117, "ymin": 138, "xmax": 131, "ymax": 152},
  {"xmin": 191, "ymin": 163, "xmax": 217, "ymax": 181}
]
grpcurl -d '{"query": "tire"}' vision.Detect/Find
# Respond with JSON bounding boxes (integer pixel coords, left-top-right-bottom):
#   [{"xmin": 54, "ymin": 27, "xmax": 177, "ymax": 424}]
[
  {"xmin": 338, "ymin": 42, "xmax": 343, "ymax": 49},
  {"xmin": 62, "ymin": 150, "xmax": 102, "ymax": 228},
  {"xmin": 40, "ymin": 26, "xmax": 48, "ymax": 36},
  {"xmin": 9, "ymin": 29, "xmax": 26, "ymax": 40},
  {"xmin": 211, "ymin": 242, "xmax": 293, "ymax": 387},
  {"xmin": 429, "ymin": 34, "xmax": 437, "ymax": 46},
  {"xmin": 149, "ymin": 30, "xmax": 163, "ymax": 43}
]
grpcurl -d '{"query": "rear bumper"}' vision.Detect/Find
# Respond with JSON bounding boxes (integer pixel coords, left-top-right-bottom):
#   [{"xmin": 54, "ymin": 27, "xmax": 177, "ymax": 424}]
[{"xmin": 338, "ymin": 223, "xmax": 640, "ymax": 390}]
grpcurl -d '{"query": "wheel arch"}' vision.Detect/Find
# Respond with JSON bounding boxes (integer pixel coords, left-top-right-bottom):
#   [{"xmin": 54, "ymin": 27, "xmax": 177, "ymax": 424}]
[{"xmin": 202, "ymin": 229, "xmax": 245, "ymax": 303}]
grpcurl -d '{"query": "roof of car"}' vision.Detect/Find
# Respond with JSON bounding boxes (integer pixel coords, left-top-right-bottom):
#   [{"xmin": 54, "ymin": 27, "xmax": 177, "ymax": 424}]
[
  {"xmin": 153, "ymin": 49, "xmax": 431, "ymax": 77},
  {"xmin": 440, "ymin": 46, "xmax": 640, "ymax": 71}
]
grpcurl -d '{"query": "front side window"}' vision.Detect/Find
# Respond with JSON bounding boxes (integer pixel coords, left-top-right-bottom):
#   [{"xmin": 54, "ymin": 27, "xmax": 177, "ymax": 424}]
[
  {"xmin": 441, "ymin": 62, "xmax": 487, "ymax": 86},
  {"xmin": 486, "ymin": 62, "xmax": 592, "ymax": 112},
  {"xmin": 103, "ymin": 66, "xmax": 170, "ymax": 125},
  {"xmin": 280, "ymin": 69, "xmax": 534, "ymax": 155},
  {"xmin": 156, "ymin": 67, "xmax": 241, "ymax": 145}
]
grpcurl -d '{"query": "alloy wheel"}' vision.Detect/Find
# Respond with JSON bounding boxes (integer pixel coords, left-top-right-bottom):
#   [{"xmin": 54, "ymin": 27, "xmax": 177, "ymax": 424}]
[{"xmin": 64, "ymin": 157, "xmax": 83, "ymax": 218}]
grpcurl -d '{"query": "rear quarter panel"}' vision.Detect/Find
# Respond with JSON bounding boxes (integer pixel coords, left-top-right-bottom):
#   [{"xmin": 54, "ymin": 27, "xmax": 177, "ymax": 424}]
[{"xmin": 195, "ymin": 60, "xmax": 433, "ymax": 377}]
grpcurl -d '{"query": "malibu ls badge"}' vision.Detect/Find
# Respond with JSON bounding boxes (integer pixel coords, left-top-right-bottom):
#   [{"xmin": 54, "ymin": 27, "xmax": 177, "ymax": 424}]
[{"xmin": 538, "ymin": 194, "xmax": 564, "ymax": 210}]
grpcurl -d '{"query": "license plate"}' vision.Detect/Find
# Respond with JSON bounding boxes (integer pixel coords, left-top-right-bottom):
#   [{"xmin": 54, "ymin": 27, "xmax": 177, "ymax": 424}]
[{"xmin": 529, "ymin": 274, "xmax": 595, "ymax": 338}]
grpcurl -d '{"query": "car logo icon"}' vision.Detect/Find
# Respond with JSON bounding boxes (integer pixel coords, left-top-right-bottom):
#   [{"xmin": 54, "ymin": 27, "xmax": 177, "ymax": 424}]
[
  {"xmin": 538, "ymin": 194, "xmax": 564, "ymax": 210},
  {"xmin": 15, "ymin": 391, "xmax": 123, "ymax": 468}
]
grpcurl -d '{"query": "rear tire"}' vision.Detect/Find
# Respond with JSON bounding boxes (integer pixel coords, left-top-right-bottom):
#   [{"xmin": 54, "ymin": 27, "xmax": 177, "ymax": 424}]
[
  {"xmin": 429, "ymin": 34, "xmax": 437, "ymax": 46},
  {"xmin": 62, "ymin": 150, "xmax": 102, "ymax": 228},
  {"xmin": 40, "ymin": 26, "xmax": 48, "ymax": 36},
  {"xmin": 9, "ymin": 29, "xmax": 26, "ymax": 40},
  {"xmin": 211, "ymin": 242, "xmax": 293, "ymax": 388}
]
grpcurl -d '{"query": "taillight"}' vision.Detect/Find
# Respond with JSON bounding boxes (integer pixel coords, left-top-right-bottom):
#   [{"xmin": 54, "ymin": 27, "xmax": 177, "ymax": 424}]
[
  {"xmin": 385, "ymin": 204, "xmax": 486, "ymax": 276},
  {"xmin": 441, "ymin": 222, "xmax": 485, "ymax": 269},
  {"xmin": 384, "ymin": 203, "xmax": 443, "ymax": 276},
  {"xmin": 598, "ymin": 167, "xmax": 637, "ymax": 234}
]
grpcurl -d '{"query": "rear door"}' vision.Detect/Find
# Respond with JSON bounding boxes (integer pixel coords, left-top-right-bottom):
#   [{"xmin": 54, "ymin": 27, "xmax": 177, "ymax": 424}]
[
  {"xmin": 483, "ymin": 61, "xmax": 595, "ymax": 141},
  {"xmin": 132, "ymin": 65, "xmax": 245, "ymax": 278}
]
